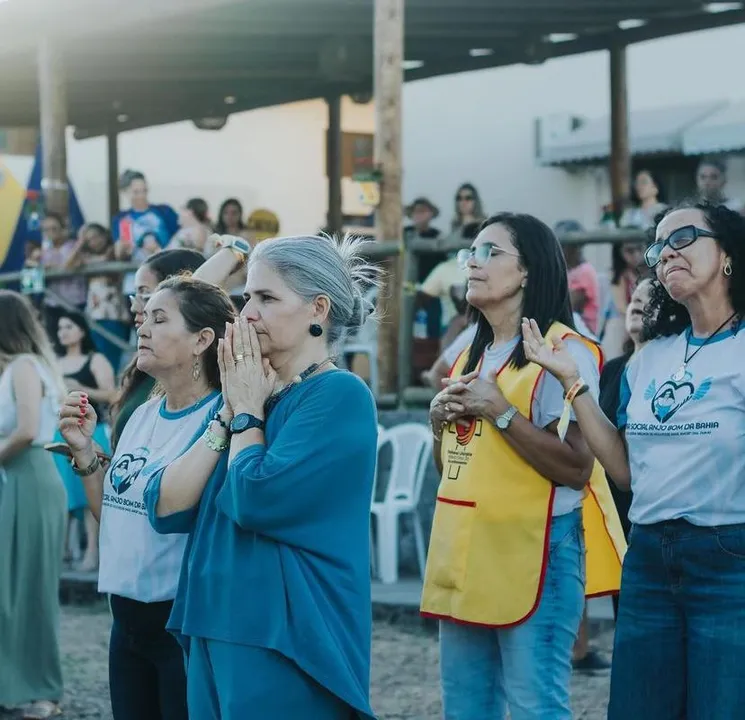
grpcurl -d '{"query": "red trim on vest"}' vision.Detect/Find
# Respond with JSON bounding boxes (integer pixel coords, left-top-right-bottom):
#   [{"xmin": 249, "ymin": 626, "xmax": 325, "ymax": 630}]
[{"xmin": 436, "ymin": 497, "xmax": 476, "ymax": 508}]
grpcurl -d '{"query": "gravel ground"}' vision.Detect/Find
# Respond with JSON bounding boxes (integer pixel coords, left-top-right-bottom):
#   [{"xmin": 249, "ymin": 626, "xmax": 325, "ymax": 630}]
[{"xmin": 6, "ymin": 603, "xmax": 612, "ymax": 719}]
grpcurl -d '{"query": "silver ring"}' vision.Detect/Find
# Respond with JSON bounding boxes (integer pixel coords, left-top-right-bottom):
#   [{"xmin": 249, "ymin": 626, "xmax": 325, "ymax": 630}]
[{"xmin": 235, "ymin": 353, "xmax": 245, "ymax": 362}]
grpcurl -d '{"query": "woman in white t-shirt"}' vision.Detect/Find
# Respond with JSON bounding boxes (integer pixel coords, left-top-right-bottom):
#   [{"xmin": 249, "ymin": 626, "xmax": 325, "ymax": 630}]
[
  {"xmin": 58, "ymin": 278, "xmax": 237, "ymax": 720},
  {"xmin": 523, "ymin": 201, "xmax": 745, "ymax": 719},
  {"xmin": 0, "ymin": 291, "xmax": 67, "ymax": 720}
]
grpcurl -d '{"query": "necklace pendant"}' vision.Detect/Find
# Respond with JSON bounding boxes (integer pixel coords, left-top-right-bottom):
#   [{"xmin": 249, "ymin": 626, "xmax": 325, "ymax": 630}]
[{"xmin": 672, "ymin": 364, "xmax": 687, "ymax": 382}]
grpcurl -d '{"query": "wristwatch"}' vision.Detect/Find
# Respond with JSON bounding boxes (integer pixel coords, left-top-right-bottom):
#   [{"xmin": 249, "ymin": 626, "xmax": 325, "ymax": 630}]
[
  {"xmin": 495, "ymin": 406, "xmax": 518, "ymax": 431},
  {"xmin": 229, "ymin": 413, "xmax": 265, "ymax": 434},
  {"xmin": 216, "ymin": 235, "xmax": 251, "ymax": 265}
]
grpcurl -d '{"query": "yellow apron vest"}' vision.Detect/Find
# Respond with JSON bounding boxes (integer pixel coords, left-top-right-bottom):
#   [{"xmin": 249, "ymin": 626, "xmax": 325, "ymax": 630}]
[{"xmin": 420, "ymin": 323, "xmax": 627, "ymax": 627}]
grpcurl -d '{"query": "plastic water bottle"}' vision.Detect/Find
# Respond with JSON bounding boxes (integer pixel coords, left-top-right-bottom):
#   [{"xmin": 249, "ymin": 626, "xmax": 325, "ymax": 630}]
[{"xmin": 414, "ymin": 308, "xmax": 428, "ymax": 339}]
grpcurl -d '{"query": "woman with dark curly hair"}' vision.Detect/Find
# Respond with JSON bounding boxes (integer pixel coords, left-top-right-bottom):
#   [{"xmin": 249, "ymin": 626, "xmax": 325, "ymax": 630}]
[{"xmin": 523, "ymin": 201, "xmax": 745, "ymax": 719}]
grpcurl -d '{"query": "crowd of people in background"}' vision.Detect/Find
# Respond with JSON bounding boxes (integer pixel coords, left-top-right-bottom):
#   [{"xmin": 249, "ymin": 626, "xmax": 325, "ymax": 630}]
[{"xmin": 0, "ymin": 153, "xmax": 743, "ymax": 719}]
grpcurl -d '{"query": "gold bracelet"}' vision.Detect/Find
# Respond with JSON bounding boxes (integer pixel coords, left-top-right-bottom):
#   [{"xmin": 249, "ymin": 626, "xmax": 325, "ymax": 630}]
[{"xmin": 203, "ymin": 428, "xmax": 230, "ymax": 452}]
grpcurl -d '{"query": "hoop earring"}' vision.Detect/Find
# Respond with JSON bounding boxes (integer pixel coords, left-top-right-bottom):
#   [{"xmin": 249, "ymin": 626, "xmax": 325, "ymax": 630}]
[
  {"xmin": 724, "ymin": 261, "xmax": 733, "ymax": 277},
  {"xmin": 309, "ymin": 324, "xmax": 323, "ymax": 337},
  {"xmin": 192, "ymin": 358, "xmax": 201, "ymax": 381}
]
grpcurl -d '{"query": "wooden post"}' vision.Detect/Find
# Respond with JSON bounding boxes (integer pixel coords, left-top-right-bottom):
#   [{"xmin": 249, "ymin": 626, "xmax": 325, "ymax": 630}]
[
  {"xmin": 37, "ymin": 37, "xmax": 69, "ymax": 220},
  {"xmin": 107, "ymin": 130, "xmax": 120, "ymax": 218},
  {"xmin": 374, "ymin": 0, "xmax": 404, "ymax": 398},
  {"xmin": 609, "ymin": 40, "xmax": 630, "ymax": 224},
  {"xmin": 326, "ymin": 95, "xmax": 343, "ymax": 234}
]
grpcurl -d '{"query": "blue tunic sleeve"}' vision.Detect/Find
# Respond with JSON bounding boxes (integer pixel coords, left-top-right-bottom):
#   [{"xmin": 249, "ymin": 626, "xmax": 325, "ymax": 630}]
[
  {"xmin": 216, "ymin": 373, "xmax": 377, "ymax": 550},
  {"xmin": 144, "ymin": 468, "xmax": 199, "ymax": 534}
]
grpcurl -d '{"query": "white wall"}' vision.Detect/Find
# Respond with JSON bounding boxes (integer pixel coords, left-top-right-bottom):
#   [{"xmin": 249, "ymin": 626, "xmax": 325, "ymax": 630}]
[
  {"xmin": 67, "ymin": 24, "xmax": 745, "ymax": 249},
  {"xmin": 402, "ymin": 24, "xmax": 745, "ymax": 234},
  {"xmin": 67, "ymin": 96, "xmax": 374, "ymax": 235}
]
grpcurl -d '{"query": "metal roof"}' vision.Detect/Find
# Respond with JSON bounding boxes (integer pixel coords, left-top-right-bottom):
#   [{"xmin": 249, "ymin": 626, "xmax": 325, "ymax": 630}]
[
  {"xmin": 1, "ymin": 0, "xmax": 744, "ymax": 137},
  {"xmin": 539, "ymin": 101, "xmax": 726, "ymax": 165},
  {"xmin": 683, "ymin": 99, "xmax": 745, "ymax": 154}
]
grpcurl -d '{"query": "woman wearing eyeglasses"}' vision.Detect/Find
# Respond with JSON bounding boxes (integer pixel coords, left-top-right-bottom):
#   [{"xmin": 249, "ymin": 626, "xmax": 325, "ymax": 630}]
[
  {"xmin": 522, "ymin": 201, "xmax": 745, "ymax": 719},
  {"xmin": 422, "ymin": 213, "xmax": 625, "ymax": 720}
]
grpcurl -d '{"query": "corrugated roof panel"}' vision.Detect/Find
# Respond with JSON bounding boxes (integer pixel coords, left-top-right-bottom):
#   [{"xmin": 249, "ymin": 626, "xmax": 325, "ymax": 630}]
[
  {"xmin": 539, "ymin": 100, "xmax": 725, "ymax": 165},
  {"xmin": 683, "ymin": 100, "xmax": 745, "ymax": 154}
]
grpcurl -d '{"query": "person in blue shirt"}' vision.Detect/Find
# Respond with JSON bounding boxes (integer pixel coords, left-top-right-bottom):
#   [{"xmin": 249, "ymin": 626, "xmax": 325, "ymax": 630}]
[
  {"xmin": 113, "ymin": 170, "xmax": 179, "ymax": 262},
  {"xmin": 144, "ymin": 234, "xmax": 382, "ymax": 719}
]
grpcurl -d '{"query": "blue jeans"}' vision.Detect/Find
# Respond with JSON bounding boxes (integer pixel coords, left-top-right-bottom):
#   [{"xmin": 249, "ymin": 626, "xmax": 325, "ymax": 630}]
[
  {"xmin": 609, "ymin": 519, "xmax": 745, "ymax": 719},
  {"xmin": 439, "ymin": 509, "xmax": 585, "ymax": 720}
]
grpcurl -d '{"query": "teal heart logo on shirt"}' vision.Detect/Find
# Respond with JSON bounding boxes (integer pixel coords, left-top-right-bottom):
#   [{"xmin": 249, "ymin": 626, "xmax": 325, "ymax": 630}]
[
  {"xmin": 646, "ymin": 376, "xmax": 713, "ymax": 423},
  {"xmin": 109, "ymin": 453, "xmax": 147, "ymax": 495}
]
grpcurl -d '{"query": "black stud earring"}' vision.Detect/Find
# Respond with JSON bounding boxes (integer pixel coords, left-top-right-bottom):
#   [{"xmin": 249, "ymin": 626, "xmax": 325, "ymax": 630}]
[{"xmin": 309, "ymin": 323, "xmax": 323, "ymax": 337}]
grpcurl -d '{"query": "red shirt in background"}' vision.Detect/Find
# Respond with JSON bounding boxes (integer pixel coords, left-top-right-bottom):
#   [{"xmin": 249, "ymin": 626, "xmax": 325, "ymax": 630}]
[{"xmin": 568, "ymin": 261, "xmax": 600, "ymax": 333}]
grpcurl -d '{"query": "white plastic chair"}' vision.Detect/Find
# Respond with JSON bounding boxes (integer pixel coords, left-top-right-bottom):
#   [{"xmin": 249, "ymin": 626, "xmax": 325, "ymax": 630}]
[
  {"xmin": 371, "ymin": 423, "xmax": 433, "ymax": 584},
  {"xmin": 370, "ymin": 424, "xmax": 387, "ymax": 578},
  {"xmin": 339, "ymin": 287, "xmax": 379, "ymax": 397}
]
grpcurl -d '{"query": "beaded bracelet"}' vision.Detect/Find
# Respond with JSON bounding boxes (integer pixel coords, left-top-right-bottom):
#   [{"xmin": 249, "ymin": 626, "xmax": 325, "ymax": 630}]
[{"xmin": 203, "ymin": 427, "xmax": 230, "ymax": 453}]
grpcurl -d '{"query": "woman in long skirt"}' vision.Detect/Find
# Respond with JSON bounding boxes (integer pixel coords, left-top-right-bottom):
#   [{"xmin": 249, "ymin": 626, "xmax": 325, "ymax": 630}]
[{"xmin": 0, "ymin": 291, "xmax": 67, "ymax": 720}]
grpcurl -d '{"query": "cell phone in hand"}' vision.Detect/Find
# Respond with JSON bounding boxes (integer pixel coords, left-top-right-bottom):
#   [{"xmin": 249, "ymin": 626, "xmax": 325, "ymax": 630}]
[{"xmin": 44, "ymin": 442, "xmax": 111, "ymax": 465}]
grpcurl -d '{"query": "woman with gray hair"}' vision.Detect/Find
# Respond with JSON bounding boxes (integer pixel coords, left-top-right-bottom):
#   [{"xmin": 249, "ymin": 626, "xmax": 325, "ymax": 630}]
[{"xmin": 143, "ymin": 234, "xmax": 382, "ymax": 719}]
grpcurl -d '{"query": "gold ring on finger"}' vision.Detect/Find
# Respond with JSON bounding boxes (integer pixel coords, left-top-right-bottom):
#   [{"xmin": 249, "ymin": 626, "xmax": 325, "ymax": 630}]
[{"xmin": 235, "ymin": 353, "xmax": 245, "ymax": 362}]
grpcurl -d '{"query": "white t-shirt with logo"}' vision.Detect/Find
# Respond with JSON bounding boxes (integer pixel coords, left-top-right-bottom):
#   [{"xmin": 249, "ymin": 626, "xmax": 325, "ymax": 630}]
[
  {"xmin": 619, "ymin": 323, "xmax": 745, "ymax": 526},
  {"xmin": 473, "ymin": 336, "xmax": 600, "ymax": 516},
  {"xmin": 98, "ymin": 390, "xmax": 220, "ymax": 602}
]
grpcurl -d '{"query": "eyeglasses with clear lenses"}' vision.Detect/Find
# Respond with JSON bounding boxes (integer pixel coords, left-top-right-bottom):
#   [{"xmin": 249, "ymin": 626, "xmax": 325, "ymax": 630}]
[
  {"xmin": 128, "ymin": 292, "xmax": 152, "ymax": 310},
  {"xmin": 456, "ymin": 243, "xmax": 520, "ymax": 269},
  {"xmin": 644, "ymin": 225, "xmax": 717, "ymax": 268}
]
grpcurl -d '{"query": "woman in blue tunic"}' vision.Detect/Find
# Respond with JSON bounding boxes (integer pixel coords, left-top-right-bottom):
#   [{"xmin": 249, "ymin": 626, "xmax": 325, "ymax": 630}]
[{"xmin": 144, "ymin": 234, "xmax": 382, "ymax": 719}]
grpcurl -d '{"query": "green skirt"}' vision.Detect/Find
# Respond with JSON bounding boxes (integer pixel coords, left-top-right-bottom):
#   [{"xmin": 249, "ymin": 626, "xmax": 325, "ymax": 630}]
[{"xmin": 0, "ymin": 446, "xmax": 67, "ymax": 706}]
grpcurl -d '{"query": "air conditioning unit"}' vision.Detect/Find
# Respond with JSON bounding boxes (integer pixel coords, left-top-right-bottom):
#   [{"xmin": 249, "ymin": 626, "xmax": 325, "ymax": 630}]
[{"xmin": 534, "ymin": 114, "xmax": 584, "ymax": 161}]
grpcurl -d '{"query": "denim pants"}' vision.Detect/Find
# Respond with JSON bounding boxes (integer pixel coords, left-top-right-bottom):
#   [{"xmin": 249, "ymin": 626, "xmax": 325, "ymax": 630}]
[
  {"xmin": 108, "ymin": 594, "xmax": 188, "ymax": 720},
  {"xmin": 609, "ymin": 519, "xmax": 745, "ymax": 720},
  {"xmin": 439, "ymin": 509, "xmax": 585, "ymax": 720}
]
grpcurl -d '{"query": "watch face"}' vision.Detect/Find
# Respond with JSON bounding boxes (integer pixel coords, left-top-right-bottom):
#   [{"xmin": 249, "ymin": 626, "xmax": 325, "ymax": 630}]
[
  {"xmin": 231, "ymin": 414, "xmax": 251, "ymax": 433},
  {"xmin": 230, "ymin": 413, "xmax": 262, "ymax": 433},
  {"xmin": 496, "ymin": 417, "xmax": 508, "ymax": 430}
]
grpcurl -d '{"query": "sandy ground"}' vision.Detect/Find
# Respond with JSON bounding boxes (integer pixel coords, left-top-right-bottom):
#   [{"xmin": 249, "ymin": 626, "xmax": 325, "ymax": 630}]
[{"xmin": 3, "ymin": 604, "xmax": 612, "ymax": 719}]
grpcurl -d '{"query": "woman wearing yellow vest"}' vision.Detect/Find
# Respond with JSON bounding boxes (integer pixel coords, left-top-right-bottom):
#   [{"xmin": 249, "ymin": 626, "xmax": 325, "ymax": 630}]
[{"xmin": 422, "ymin": 213, "xmax": 625, "ymax": 720}]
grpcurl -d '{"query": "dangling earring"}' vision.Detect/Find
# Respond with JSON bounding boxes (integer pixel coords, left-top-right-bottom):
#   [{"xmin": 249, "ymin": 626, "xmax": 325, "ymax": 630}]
[
  {"xmin": 192, "ymin": 358, "xmax": 201, "ymax": 381},
  {"xmin": 724, "ymin": 260, "xmax": 733, "ymax": 277},
  {"xmin": 309, "ymin": 323, "xmax": 323, "ymax": 337}
]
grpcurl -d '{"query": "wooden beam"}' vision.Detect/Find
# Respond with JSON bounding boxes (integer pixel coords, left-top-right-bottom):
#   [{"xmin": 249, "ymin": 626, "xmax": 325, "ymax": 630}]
[
  {"xmin": 37, "ymin": 37, "xmax": 69, "ymax": 220},
  {"xmin": 326, "ymin": 94, "xmax": 343, "ymax": 234},
  {"xmin": 107, "ymin": 130, "xmax": 120, "ymax": 218},
  {"xmin": 374, "ymin": 0, "xmax": 404, "ymax": 398},
  {"xmin": 609, "ymin": 40, "xmax": 630, "ymax": 223}
]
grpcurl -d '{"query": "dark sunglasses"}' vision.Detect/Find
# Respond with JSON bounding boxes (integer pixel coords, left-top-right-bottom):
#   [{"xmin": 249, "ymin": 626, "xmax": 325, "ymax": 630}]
[
  {"xmin": 644, "ymin": 225, "xmax": 717, "ymax": 268},
  {"xmin": 457, "ymin": 194, "xmax": 474, "ymax": 201}
]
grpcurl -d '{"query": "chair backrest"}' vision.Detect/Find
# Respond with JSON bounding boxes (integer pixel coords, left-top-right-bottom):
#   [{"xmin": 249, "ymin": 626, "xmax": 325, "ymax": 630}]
[
  {"xmin": 371, "ymin": 424, "xmax": 387, "ymax": 504},
  {"xmin": 379, "ymin": 422, "xmax": 433, "ymax": 506}
]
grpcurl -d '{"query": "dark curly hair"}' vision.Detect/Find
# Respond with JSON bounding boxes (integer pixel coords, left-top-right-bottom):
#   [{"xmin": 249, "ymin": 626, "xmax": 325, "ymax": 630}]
[{"xmin": 643, "ymin": 201, "xmax": 744, "ymax": 340}]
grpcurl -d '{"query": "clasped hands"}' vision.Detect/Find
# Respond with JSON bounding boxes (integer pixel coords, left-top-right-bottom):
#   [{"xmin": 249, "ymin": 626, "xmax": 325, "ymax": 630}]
[
  {"xmin": 430, "ymin": 367, "xmax": 510, "ymax": 431},
  {"xmin": 217, "ymin": 316, "xmax": 277, "ymax": 422}
]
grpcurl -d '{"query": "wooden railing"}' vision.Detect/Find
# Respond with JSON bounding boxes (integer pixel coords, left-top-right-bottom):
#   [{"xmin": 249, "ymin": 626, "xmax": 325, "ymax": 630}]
[{"xmin": 0, "ymin": 228, "xmax": 647, "ymax": 406}]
